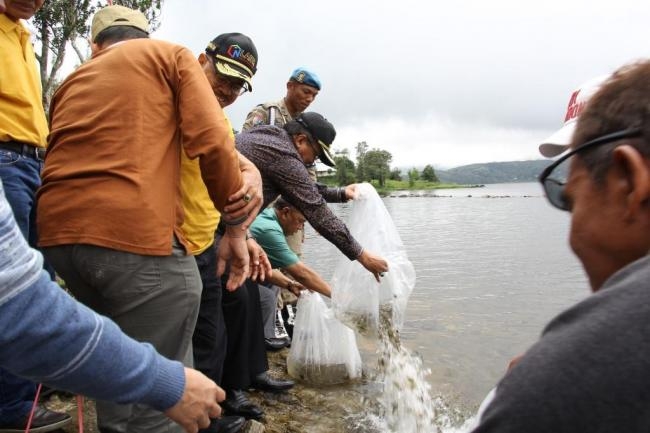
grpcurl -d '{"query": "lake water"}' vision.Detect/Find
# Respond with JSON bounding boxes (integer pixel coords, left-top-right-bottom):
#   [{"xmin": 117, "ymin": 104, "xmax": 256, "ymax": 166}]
[{"xmin": 301, "ymin": 182, "xmax": 589, "ymax": 416}]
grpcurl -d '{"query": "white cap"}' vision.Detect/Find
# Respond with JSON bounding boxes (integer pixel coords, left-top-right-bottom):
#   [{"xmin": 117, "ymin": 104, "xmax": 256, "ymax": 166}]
[{"xmin": 539, "ymin": 75, "xmax": 609, "ymax": 157}]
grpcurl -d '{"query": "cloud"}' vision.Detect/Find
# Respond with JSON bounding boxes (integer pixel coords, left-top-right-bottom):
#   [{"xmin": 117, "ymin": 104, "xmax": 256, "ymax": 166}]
[
  {"xmin": 335, "ymin": 114, "xmax": 551, "ymax": 169},
  {"xmin": 150, "ymin": 0, "xmax": 650, "ymax": 167}
]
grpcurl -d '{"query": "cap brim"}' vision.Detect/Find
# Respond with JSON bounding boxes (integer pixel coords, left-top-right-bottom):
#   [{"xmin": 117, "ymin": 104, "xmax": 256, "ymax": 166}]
[
  {"xmin": 538, "ymin": 122, "xmax": 576, "ymax": 157},
  {"xmin": 318, "ymin": 140, "xmax": 336, "ymax": 167},
  {"xmin": 215, "ymin": 61, "xmax": 253, "ymax": 91}
]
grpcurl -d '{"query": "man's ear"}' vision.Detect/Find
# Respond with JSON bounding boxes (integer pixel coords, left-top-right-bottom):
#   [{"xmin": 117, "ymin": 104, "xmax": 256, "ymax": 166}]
[
  {"xmin": 198, "ymin": 52, "xmax": 208, "ymax": 66},
  {"xmin": 612, "ymin": 144, "xmax": 650, "ymax": 220}
]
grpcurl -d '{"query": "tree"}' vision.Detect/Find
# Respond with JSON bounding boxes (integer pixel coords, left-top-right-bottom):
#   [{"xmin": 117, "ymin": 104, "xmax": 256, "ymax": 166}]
[
  {"xmin": 363, "ymin": 149, "xmax": 392, "ymax": 187},
  {"xmin": 334, "ymin": 149, "xmax": 356, "ymax": 186},
  {"xmin": 421, "ymin": 164, "xmax": 439, "ymax": 182},
  {"xmin": 389, "ymin": 168, "xmax": 402, "ymax": 181},
  {"xmin": 355, "ymin": 141, "xmax": 368, "ymax": 182},
  {"xmin": 32, "ymin": 0, "xmax": 164, "ymax": 107},
  {"xmin": 408, "ymin": 167, "xmax": 419, "ymax": 187}
]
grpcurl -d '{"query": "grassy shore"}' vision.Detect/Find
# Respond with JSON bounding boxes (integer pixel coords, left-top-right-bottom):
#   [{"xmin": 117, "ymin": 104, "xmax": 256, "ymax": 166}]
[{"xmin": 318, "ymin": 176, "xmax": 481, "ymax": 196}]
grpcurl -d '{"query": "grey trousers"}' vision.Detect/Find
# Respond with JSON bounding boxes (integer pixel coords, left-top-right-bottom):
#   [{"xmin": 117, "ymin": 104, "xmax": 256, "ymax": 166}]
[
  {"xmin": 258, "ymin": 283, "xmax": 280, "ymax": 339},
  {"xmin": 44, "ymin": 238, "xmax": 201, "ymax": 433}
]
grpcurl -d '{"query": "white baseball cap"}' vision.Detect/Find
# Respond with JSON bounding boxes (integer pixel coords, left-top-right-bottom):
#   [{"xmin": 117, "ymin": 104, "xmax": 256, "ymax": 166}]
[{"xmin": 539, "ymin": 75, "xmax": 609, "ymax": 157}]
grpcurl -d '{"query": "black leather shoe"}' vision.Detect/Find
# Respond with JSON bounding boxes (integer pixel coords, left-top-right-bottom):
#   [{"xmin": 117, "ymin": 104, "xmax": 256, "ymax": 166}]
[
  {"xmin": 0, "ymin": 405, "xmax": 71, "ymax": 432},
  {"xmin": 221, "ymin": 390, "xmax": 264, "ymax": 420},
  {"xmin": 200, "ymin": 415, "xmax": 246, "ymax": 433},
  {"xmin": 265, "ymin": 337, "xmax": 289, "ymax": 351},
  {"xmin": 250, "ymin": 371, "xmax": 294, "ymax": 393}
]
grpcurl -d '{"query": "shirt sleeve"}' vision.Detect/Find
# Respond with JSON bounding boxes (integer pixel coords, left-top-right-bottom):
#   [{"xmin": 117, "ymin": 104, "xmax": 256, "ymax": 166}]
[
  {"xmin": 241, "ymin": 105, "xmax": 268, "ymax": 132},
  {"xmin": 270, "ymin": 154, "xmax": 362, "ymax": 260},
  {"xmin": 251, "ymin": 222, "xmax": 299, "ymax": 268},
  {"xmin": 0, "ymin": 188, "xmax": 184, "ymax": 411}
]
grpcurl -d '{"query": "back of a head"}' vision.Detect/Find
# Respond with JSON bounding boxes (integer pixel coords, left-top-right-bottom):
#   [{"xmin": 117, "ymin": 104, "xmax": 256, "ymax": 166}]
[
  {"xmin": 273, "ymin": 196, "xmax": 294, "ymax": 210},
  {"xmin": 573, "ymin": 60, "xmax": 650, "ymax": 178},
  {"xmin": 92, "ymin": 5, "xmax": 150, "ymax": 46}
]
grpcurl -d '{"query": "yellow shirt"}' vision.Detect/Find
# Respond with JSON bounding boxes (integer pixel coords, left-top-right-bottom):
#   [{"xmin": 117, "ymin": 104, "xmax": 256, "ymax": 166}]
[
  {"xmin": 180, "ymin": 118, "xmax": 233, "ymax": 255},
  {"xmin": 0, "ymin": 14, "xmax": 48, "ymax": 147}
]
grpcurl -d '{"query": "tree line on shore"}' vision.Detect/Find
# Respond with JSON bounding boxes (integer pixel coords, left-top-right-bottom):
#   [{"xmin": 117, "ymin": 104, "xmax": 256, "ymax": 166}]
[{"xmin": 326, "ymin": 141, "xmax": 439, "ymax": 188}]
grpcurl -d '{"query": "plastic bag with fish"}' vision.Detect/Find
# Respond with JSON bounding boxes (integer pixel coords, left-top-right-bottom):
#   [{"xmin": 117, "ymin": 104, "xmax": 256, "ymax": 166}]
[
  {"xmin": 287, "ymin": 291, "xmax": 362, "ymax": 385},
  {"xmin": 331, "ymin": 182, "xmax": 416, "ymax": 337}
]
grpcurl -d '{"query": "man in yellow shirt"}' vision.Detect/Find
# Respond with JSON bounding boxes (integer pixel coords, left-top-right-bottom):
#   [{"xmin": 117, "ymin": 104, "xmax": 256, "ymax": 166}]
[
  {"xmin": 0, "ymin": 1, "xmax": 71, "ymax": 431},
  {"xmin": 181, "ymin": 32, "xmax": 264, "ymax": 433}
]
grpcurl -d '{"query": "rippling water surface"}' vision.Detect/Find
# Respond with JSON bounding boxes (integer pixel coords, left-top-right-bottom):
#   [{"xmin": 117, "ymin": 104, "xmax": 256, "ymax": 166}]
[{"xmin": 302, "ymin": 182, "xmax": 588, "ymax": 416}]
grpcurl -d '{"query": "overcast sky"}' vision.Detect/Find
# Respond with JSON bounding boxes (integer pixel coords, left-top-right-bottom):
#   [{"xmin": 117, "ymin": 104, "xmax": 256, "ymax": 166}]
[{"xmin": 152, "ymin": 0, "xmax": 650, "ymax": 169}]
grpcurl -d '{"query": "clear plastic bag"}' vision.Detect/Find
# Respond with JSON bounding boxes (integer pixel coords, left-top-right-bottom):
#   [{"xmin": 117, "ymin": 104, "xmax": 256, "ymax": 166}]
[
  {"xmin": 287, "ymin": 291, "xmax": 362, "ymax": 385},
  {"xmin": 331, "ymin": 182, "xmax": 416, "ymax": 336}
]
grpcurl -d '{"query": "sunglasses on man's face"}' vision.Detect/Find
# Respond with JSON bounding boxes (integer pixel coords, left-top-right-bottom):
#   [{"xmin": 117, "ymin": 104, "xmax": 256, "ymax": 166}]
[{"xmin": 538, "ymin": 128, "xmax": 642, "ymax": 211}]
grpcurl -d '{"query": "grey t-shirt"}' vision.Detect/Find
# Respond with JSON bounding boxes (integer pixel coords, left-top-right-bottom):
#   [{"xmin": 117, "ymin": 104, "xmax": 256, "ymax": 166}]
[{"xmin": 473, "ymin": 254, "xmax": 650, "ymax": 433}]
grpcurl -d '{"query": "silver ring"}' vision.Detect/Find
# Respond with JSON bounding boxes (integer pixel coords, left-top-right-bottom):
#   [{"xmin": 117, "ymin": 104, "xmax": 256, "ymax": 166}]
[{"xmin": 243, "ymin": 194, "xmax": 252, "ymax": 203}]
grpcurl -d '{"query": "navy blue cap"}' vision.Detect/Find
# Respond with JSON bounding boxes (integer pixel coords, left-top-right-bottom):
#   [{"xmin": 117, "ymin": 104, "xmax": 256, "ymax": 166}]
[{"xmin": 289, "ymin": 67, "xmax": 321, "ymax": 90}]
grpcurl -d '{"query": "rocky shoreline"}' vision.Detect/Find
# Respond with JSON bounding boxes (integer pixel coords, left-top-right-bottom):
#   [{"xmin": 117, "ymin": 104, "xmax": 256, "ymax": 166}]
[{"xmin": 48, "ymin": 348, "xmax": 371, "ymax": 433}]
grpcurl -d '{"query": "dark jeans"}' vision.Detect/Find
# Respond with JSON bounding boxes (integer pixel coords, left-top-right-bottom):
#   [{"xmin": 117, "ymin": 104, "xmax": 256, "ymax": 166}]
[
  {"xmin": 0, "ymin": 149, "xmax": 44, "ymax": 423},
  {"xmin": 192, "ymin": 239, "xmax": 227, "ymax": 384}
]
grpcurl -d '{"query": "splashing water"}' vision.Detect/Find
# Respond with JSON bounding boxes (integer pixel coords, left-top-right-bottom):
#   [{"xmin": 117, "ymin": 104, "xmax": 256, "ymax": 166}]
[{"xmin": 355, "ymin": 307, "xmax": 480, "ymax": 433}]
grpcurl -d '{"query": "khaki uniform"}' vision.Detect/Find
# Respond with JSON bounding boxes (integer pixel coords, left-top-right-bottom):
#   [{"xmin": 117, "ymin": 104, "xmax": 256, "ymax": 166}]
[{"xmin": 242, "ymin": 98, "xmax": 293, "ymax": 131}]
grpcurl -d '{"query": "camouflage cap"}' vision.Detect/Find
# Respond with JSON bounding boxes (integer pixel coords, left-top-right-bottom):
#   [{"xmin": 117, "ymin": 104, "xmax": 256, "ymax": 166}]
[{"xmin": 91, "ymin": 5, "xmax": 149, "ymax": 42}]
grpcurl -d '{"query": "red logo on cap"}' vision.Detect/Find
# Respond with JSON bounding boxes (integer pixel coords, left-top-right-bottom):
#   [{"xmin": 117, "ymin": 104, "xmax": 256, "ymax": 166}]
[{"xmin": 564, "ymin": 90, "xmax": 586, "ymax": 122}]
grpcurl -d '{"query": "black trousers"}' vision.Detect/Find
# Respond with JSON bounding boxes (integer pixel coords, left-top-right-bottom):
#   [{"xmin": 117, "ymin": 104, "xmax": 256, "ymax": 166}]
[
  {"xmin": 192, "ymin": 239, "xmax": 227, "ymax": 384},
  {"xmin": 217, "ymin": 237, "xmax": 268, "ymax": 390}
]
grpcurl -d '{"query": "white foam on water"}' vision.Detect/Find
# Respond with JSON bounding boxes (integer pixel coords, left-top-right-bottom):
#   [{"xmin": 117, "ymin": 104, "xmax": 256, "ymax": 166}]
[{"xmin": 363, "ymin": 327, "xmax": 478, "ymax": 433}]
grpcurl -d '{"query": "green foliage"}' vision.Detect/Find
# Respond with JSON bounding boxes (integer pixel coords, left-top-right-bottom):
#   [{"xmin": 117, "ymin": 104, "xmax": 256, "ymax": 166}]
[
  {"xmin": 363, "ymin": 149, "xmax": 392, "ymax": 187},
  {"xmin": 421, "ymin": 164, "xmax": 439, "ymax": 182},
  {"xmin": 407, "ymin": 167, "xmax": 419, "ymax": 187},
  {"xmin": 32, "ymin": 0, "xmax": 164, "ymax": 108},
  {"xmin": 389, "ymin": 168, "xmax": 402, "ymax": 181},
  {"xmin": 334, "ymin": 151, "xmax": 356, "ymax": 186},
  {"xmin": 355, "ymin": 141, "xmax": 368, "ymax": 182},
  {"xmin": 436, "ymin": 160, "xmax": 551, "ymax": 184}
]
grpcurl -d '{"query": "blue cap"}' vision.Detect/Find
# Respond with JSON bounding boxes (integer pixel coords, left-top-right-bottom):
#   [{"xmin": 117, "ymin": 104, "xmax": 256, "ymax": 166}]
[{"xmin": 289, "ymin": 67, "xmax": 321, "ymax": 90}]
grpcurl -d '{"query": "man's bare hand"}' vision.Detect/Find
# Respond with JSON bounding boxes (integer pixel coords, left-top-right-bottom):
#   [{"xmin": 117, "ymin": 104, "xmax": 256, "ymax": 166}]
[
  {"xmin": 223, "ymin": 153, "xmax": 262, "ymax": 229},
  {"xmin": 164, "ymin": 368, "xmax": 224, "ymax": 433},
  {"xmin": 246, "ymin": 237, "xmax": 272, "ymax": 282},
  {"xmin": 217, "ymin": 228, "xmax": 250, "ymax": 291},
  {"xmin": 357, "ymin": 250, "xmax": 389, "ymax": 282},
  {"xmin": 345, "ymin": 183, "xmax": 359, "ymax": 200}
]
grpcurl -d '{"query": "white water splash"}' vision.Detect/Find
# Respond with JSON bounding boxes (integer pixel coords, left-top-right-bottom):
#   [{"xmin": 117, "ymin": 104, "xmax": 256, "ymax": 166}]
[{"xmin": 363, "ymin": 316, "xmax": 479, "ymax": 433}]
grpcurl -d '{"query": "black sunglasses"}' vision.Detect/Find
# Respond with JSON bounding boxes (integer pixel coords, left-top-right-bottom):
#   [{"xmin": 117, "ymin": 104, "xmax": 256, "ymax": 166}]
[{"xmin": 538, "ymin": 128, "xmax": 642, "ymax": 211}]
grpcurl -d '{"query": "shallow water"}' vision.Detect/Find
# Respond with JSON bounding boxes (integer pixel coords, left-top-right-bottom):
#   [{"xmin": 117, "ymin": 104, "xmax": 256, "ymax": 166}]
[{"xmin": 301, "ymin": 182, "xmax": 588, "ymax": 427}]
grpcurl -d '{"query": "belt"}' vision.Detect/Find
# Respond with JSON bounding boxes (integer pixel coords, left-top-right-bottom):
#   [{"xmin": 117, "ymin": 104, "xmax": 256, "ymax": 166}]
[{"xmin": 0, "ymin": 141, "xmax": 46, "ymax": 161}]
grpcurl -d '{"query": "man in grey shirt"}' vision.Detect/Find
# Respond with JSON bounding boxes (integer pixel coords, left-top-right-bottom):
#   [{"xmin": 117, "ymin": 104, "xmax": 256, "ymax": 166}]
[{"xmin": 472, "ymin": 61, "xmax": 650, "ymax": 432}]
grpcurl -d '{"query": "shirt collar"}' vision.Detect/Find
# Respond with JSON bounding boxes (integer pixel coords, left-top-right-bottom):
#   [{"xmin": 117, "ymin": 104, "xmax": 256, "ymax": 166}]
[{"xmin": 0, "ymin": 14, "xmax": 26, "ymax": 35}]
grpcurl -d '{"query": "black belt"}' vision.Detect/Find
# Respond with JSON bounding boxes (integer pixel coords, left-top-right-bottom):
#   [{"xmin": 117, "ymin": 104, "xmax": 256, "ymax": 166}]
[{"xmin": 0, "ymin": 141, "xmax": 46, "ymax": 161}]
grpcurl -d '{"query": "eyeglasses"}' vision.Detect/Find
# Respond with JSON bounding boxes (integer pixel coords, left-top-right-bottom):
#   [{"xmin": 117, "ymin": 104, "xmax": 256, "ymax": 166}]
[
  {"xmin": 207, "ymin": 55, "xmax": 250, "ymax": 96},
  {"xmin": 217, "ymin": 74, "xmax": 250, "ymax": 96},
  {"xmin": 538, "ymin": 128, "xmax": 642, "ymax": 211},
  {"xmin": 295, "ymin": 116, "xmax": 321, "ymax": 160}
]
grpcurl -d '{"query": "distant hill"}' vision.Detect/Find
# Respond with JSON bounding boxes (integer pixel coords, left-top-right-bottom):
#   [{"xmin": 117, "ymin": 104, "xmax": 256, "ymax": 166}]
[{"xmin": 436, "ymin": 160, "xmax": 551, "ymax": 184}]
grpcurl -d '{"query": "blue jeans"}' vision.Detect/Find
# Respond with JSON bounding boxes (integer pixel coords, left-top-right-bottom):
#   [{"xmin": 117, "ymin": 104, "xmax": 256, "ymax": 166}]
[{"xmin": 0, "ymin": 149, "xmax": 43, "ymax": 423}]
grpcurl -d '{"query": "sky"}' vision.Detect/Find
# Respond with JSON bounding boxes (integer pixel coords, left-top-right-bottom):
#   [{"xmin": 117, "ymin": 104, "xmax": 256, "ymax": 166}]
[{"xmin": 150, "ymin": 0, "xmax": 650, "ymax": 169}]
